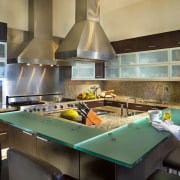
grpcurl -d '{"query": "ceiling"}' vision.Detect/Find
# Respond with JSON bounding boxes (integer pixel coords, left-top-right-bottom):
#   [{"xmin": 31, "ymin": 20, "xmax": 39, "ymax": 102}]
[{"xmin": 101, "ymin": 0, "xmax": 146, "ymax": 14}]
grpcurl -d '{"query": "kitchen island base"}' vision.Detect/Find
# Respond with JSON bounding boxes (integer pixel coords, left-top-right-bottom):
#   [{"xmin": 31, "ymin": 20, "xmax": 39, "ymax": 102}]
[{"xmin": 8, "ymin": 125, "xmax": 178, "ymax": 180}]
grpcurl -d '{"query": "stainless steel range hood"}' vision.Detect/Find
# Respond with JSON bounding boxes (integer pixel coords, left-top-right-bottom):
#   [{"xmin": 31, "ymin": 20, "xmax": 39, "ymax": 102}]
[
  {"xmin": 7, "ymin": 0, "xmax": 74, "ymax": 66},
  {"xmin": 55, "ymin": 0, "xmax": 116, "ymax": 62}
]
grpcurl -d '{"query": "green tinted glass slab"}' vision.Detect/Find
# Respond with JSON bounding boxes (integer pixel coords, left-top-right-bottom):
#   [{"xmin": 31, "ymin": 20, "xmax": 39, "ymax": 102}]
[
  {"xmin": 0, "ymin": 111, "xmax": 104, "ymax": 148},
  {"xmin": 75, "ymin": 118, "xmax": 170, "ymax": 168}
]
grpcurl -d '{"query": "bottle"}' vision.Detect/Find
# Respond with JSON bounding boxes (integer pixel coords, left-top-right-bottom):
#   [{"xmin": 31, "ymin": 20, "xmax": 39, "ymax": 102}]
[{"xmin": 163, "ymin": 109, "xmax": 172, "ymax": 121}]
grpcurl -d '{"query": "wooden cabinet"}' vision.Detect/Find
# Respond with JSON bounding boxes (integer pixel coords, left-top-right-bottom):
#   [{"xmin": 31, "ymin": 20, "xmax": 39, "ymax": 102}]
[
  {"xmin": 137, "ymin": 33, "xmax": 169, "ymax": 51},
  {"xmin": 8, "ymin": 126, "xmax": 37, "ymax": 156},
  {"xmin": 168, "ymin": 30, "xmax": 180, "ymax": 48},
  {"xmin": 0, "ymin": 122, "xmax": 8, "ymax": 148},
  {"xmin": 111, "ymin": 30, "xmax": 180, "ymax": 54},
  {"xmin": 95, "ymin": 62, "xmax": 104, "ymax": 78},
  {"xmin": 85, "ymin": 100, "xmax": 104, "ymax": 108},
  {"xmin": 36, "ymin": 137, "xmax": 79, "ymax": 179},
  {"xmin": 104, "ymin": 100, "xmax": 167, "ymax": 111},
  {"xmin": 111, "ymin": 38, "xmax": 137, "ymax": 54},
  {"xmin": 0, "ymin": 22, "xmax": 7, "ymax": 42}
]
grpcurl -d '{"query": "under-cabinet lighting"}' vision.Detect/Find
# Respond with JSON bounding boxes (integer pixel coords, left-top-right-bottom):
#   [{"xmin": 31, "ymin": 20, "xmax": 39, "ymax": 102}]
[
  {"xmin": 39, "ymin": 64, "xmax": 42, "ymax": 67},
  {"xmin": 27, "ymin": 63, "xmax": 30, "ymax": 66},
  {"xmin": 50, "ymin": 65, "xmax": 53, "ymax": 67}
]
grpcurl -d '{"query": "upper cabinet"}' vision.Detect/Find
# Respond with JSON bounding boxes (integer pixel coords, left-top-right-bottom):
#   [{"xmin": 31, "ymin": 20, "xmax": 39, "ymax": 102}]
[
  {"xmin": 168, "ymin": 30, "xmax": 180, "ymax": 48},
  {"xmin": 0, "ymin": 22, "xmax": 7, "ymax": 42},
  {"xmin": 112, "ymin": 30, "xmax": 180, "ymax": 54},
  {"xmin": 95, "ymin": 62, "xmax": 104, "ymax": 79}
]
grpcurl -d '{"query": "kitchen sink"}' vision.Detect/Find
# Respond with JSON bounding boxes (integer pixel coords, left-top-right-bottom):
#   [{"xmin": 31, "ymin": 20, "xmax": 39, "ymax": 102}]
[{"xmin": 92, "ymin": 109, "xmax": 114, "ymax": 116}]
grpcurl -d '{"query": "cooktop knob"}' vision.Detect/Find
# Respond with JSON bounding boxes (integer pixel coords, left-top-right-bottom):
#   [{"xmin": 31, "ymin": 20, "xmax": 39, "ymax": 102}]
[
  {"xmin": 29, "ymin": 109, "xmax": 32, "ymax": 113},
  {"xmin": 33, "ymin": 108, "xmax": 36, "ymax": 112},
  {"xmin": 60, "ymin": 105, "xmax": 63, "ymax": 108},
  {"xmin": 54, "ymin": 105, "xmax": 57, "ymax": 109},
  {"xmin": 70, "ymin": 104, "xmax": 73, "ymax": 107},
  {"xmin": 67, "ymin": 104, "xmax": 71, "ymax": 107},
  {"xmin": 43, "ymin": 108, "xmax": 46, "ymax": 111},
  {"xmin": 37, "ymin": 109, "xmax": 40, "ymax": 112}
]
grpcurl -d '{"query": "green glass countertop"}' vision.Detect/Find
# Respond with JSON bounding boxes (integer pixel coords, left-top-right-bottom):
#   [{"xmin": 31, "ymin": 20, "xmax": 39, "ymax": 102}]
[
  {"xmin": 75, "ymin": 118, "xmax": 170, "ymax": 168},
  {"xmin": 0, "ymin": 108, "xmax": 180, "ymax": 168},
  {"xmin": 0, "ymin": 111, "xmax": 104, "ymax": 148},
  {"xmin": 75, "ymin": 107, "xmax": 180, "ymax": 168}
]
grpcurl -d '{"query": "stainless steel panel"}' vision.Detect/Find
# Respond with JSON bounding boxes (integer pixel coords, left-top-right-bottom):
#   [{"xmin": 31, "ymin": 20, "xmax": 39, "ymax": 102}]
[{"xmin": 2, "ymin": 64, "xmax": 65, "ymax": 104}]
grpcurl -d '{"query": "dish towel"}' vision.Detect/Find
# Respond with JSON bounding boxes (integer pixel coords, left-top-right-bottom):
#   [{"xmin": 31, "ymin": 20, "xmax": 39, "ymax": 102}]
[{"xmin": 152, "ymin": 120, "xmax": 180, "ymax": 141}]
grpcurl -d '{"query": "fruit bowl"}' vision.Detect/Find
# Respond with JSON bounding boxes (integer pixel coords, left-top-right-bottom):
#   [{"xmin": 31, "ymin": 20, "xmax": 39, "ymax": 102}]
[{"xmin": 77, "ymin": 92, "xmax": 95, "ymax": 100}]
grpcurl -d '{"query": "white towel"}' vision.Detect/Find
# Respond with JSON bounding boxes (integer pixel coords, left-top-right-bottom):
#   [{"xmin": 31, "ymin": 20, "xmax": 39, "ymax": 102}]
[{"xmin": 152, "ymin": 120, "xmax": 180, "ymax": 141}]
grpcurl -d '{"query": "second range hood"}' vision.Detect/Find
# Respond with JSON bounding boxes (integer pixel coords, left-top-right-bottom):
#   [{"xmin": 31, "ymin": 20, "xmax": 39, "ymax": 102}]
[
  {"xmin": 7, "ymin": 0, "xmax": 74, "ymax": 66},
  {"xmin": 55, "ymin": 0, "xmax": 117, "ymax": 62}
]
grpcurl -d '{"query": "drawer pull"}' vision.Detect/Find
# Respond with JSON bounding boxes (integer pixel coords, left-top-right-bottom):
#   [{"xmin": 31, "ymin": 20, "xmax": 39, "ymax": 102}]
[
  {"xmin": 135, "ymin": 105, "xmax": 143, "ymax": 108},
  {"xmin": 97, "ymin": 101, "xmax": 103, "ymax": 103},
  {"xmin": 177, "ymin": 42, "xmax": 180, "ymax": 44},
  {"xmin": 125, "ymin": 48, "xmax": 132, "ymax": 51},
  {"xmin": 22, "ymin": 131, "xmax": 32, "ymax": 136},
  {"xmin": 151, "ymin": 107, "xmax": 159, "ymax": 110},
  {"xmin": 0, "ymin": 132, "xmax": 7, "ymax": 136},
  {"xmin": 96, "ymin": 76, "xmax": 102, "ymax": 78},
  {"xmin": 148, "ymin": 45, "xmax": 156, "ymax": 48},
  {"xmin": 106, "ymin": 102, "xmax": 112, "ymax": 104},
  {"xmin": 36, "ymin": 136, "xmax": 48, "ymax": 142}
]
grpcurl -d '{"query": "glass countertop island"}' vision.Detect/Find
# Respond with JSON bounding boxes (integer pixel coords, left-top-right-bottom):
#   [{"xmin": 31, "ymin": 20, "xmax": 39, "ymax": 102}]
[{"xmin": 0, "ymin": 108, "xmax": 179, "ymax": 168}]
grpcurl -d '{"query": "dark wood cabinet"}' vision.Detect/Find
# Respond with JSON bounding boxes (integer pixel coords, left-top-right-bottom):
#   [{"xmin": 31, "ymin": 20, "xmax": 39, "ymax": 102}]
[
  {"xmin": 137, "ymin": 32, "xmax": 169, "ymax": 51},
  {"xmin": 111, "ymin": 30, "xmax": 180, "ymax": 54},
  {"xmin": 85, "ymin": 100, "xmax": 104, "ymax": 108},
  {"xmin": 0, "ymin": 22, "xmax": 7, "ymax": 42},
  {"xmin": 168, "ymin": 30, "xmax": 180, "ymax": 48},
  {"xmin": 119, "ymin": 38, "xmax": 138, "ymax": 53},
  {"xmin": 111, "ymin": 38, "xmax": 137, "ymax": 54},
  {"xmin": 95, "ymin": 62, "xmax": 104, "ymax": 78},
  {"xmin": 0, "ymin": 122, "xmax": 8, "ymax": 148}
]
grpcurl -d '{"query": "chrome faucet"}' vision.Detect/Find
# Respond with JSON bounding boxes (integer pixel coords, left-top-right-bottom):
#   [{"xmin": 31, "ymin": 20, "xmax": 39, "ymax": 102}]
[
  {"xmin": 161, "ymin": 85, "xmax": 168, "ymax": 104},
  {"xmin": 90, "ymin": 86, "xmax": 99, "ymax": 98},
  {"xmin": 126, "ymin": 98, "xmax": 136, "ymax": 116}
]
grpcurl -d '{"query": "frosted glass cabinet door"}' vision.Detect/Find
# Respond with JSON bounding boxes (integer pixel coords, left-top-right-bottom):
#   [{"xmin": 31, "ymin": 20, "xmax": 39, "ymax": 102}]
[
  {"xmin": 120, "ymin": 53, "xmax": 137, "ymax": 65},
  {"xmin": 171, "ymin": 48, "xmax": 180, "ymax": 62},
  {"xmin": 105, "ymin": 55, "xmax": 120, "ymax": 66},
  {"xmin": 105, "ymin": 67, "xmax": 120, "ymax": 78},
  {"xmin": 120, "ymin": 67, "xmax": 137, "ymax": 78},
  {"xmin": 0, "ymin": 43, "xmax": 6, "ymax": 59},
  {"xmin": 139, "ymin": 50, "xmax": 168, "ymax": 64},
  {"xmin": 0, "ymin": 62, "xmax": 5, "ymax": 77},
  {"xmin": 72, "ymin": 67, "xmax": 95, "ymax": 79},
  {"xmin": 139, "ymin": 66, "xmax": 168, "ymax": 78},
  {"xmin": 171, "ymin": 65, "xmax": 180, "ymax": 78}
]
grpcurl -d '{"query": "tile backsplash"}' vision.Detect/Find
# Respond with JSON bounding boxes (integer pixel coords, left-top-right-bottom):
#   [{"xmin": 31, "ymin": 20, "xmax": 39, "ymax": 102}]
[
  {"xmin": 65, "ymin": 80, "xmax": 103, "ymax": 99},
  {"xmin": 65, "ymin": 80, "xmax": 180, "ymax": 103},
  {"xmin": 103, "ymin": 81, "xmax": 180, "ymax": 103}
]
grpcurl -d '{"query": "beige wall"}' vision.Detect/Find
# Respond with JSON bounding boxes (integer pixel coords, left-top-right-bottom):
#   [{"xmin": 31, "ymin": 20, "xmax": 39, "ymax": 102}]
[
  {"xmin": 1, "ymin": 0, "xmax": 180, "ymax": 40},
  {"xmin": 0, "ymin": 0, "xmax": 28, "ymax": 30},
  {"xmin": 102, "ymin": 0, "xmax": 180, "ymax": 41}
]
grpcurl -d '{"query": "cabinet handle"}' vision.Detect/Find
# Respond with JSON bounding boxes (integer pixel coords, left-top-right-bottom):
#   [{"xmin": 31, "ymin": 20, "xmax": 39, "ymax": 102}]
[
  {"xmin": 150, "ymin": 107, "xmax": 159, "ymax": 110},
  {"xmin": 124, "ymin": 48, "xmax": 132, "ymax": 51},
  {"xmin": 97, "ymin": 101, "xmax": 103, "ymax": 103},
  {"xmin": 148, "ymin": 45, "xmax": 156, "ymax": 48},
  {"xmin": 0, "ymin": 132, "xmax": 7, "ymax": 136},
  {"xmin": 177, "ymin": 42, "xmax": 180, "ymax": 45},
  {"xmin": 36, "ymin": 136, "xmax": 48, "ymax": 142},
  {"xmin": 22, "ymin": 131, "xmax": 32, "ymax": 136},
  {"xmin": 135, "ymin": 105, "xmax": 143, "ymax": 108},
  {"xmin": 96, "ymin": 76, "xmax": 102, "ymax": 78},
  {"xmin": 106, "ymin": 102, "xmax": 112, "ymax": 104}
]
